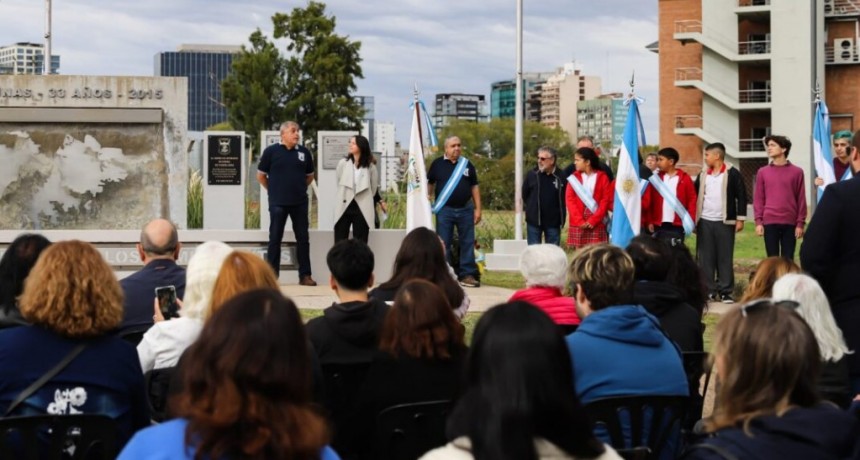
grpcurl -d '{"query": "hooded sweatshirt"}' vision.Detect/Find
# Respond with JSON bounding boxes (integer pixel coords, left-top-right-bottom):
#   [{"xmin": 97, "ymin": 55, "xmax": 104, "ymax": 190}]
[
  {"xmin": 566, "ymin": 305, "xmax": 688, "ymax": 405},
  {"xmin": 632, "ymin": 281, "xmax": 703, "ymax": 352},
  {"xmin": 305, "ymin": 298, "xmax": 389, "ymax": 365},
  {"xmin": 682, "ymin": 404, "xmax": 860, "ymax": 460}
]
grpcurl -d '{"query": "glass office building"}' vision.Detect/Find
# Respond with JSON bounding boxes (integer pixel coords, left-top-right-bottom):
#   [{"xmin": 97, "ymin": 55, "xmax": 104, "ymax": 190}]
[{"xmin": 154, "ymin": 45, "xmax": 240, "ymax": 131}]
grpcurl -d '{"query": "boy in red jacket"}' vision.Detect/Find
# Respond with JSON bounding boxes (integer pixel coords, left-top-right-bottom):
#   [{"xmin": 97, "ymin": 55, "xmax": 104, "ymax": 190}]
[{"xmin": 645, "ymin": 147, "xmax": 697, "ymax": 246}]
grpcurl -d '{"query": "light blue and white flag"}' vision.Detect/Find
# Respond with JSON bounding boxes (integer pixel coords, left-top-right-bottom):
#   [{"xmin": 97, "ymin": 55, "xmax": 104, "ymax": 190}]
[
  {"xmin": 610, "ymin": 96, "xmax": 645, "ymax": 248},
  {"xmin": 812, "ymin": 99, "xmax": 836, "ymax": 202}
]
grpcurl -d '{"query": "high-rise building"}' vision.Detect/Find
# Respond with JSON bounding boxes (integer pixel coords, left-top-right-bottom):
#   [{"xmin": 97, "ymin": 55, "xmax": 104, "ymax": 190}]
[
  {"xmin": 373, "ymin": 121, "xmax": 400, "ymax": 190},
  {"xmin": 540, "ymin": 63, "xmax": 602, "ymax": 142},
  {"xmin": 0, "ymin": 42, "xmax": 60, "ymax": 75},
  {"xmin": 577, "ymin": 93, "xmax": 627, "ymax": 151},
  {"xmin": 357, "ymin": 95, "xmax": 375, "ymax": 148},
  {"xmin": 154, "ymin": 44, "xmax": 240, "ymax": 132},
  {"xmin": 490, "ymin": 72, "xmax": 557, "ymax": 120},
  {"xmin": 657, "ymin": 0, "xmax": 859, "ymax": 190},
  {"xmin": 432, "ymin": 93, "xmax": 489, "ymax": 129}
]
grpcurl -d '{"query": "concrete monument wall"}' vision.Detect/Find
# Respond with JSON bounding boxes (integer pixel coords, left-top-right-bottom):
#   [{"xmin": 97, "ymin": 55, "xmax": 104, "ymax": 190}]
[{"xmin": 0, "ymin": 75, "xmax": 187, "ymax": 229}]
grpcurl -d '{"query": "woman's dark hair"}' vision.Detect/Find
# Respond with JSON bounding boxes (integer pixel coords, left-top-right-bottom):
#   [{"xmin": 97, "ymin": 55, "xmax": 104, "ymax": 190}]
[
  {"xmin": 172, "ymin": 289, "xmax": 327, "ymax": 460},
  {"xmin": 627, "ymin": 234, "xmax": 671, "ymax": 281},
  {"xmin": 665, "ymin": 243, "xmax": 708, "ymax": 316},
  {"xmin": 350, "ymin": 135, "xmax": 373, "ymax": 169},
  {"xmin": 446, "ymin": 302, "xmax": 605, "ymax": 460},
  {"xmin": 378, "ymin": 279, "xmax": 465, "ymax": 359},
  {"xmin": 575, "ymin": 147, "xmax": 601, "ymax": 171},
  {"xmin": 0, "ymin": 233, "xmax": 51, "ymax": 312},
  {"xmin": 378, "ymin": 227, "xmax": 464, "ymax": 310}
]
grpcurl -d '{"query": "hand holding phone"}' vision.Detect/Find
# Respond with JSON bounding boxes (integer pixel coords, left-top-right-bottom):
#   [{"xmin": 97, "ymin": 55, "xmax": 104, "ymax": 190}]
[{"xmin": 154, "ymin": 285, "xmax": 179, "ymax": 320}]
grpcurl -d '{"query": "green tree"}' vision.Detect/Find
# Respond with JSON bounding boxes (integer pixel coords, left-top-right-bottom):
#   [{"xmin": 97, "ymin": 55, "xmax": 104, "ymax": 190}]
[
  {"xmin": 221, "ymin": 29, "xmax": 287, "ymax": 159},
  {"xmin": 273, "ymin": 1, "xmax": 364, "ymax": 150}
]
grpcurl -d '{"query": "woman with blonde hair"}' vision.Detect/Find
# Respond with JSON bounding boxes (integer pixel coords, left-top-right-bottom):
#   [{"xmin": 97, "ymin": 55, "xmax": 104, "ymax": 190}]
[
  {"xmin": 772, "ymin": 273, "xmax": 853, "ymax": 408},
  {"xmin": 739, "ymin": 256, "xmax": 800, "ymax": 302},
  {"xmin": 137, "ymin": 241, "xmax": 232, "ymax": 372},
  {"xmin": 682, "ymin": 300, "xmax": 860, "ymax": 459},
  {"xmin": 210, "ymin": 251, "xmax": 280, "ymax": 315},
  {"xmin": 0, "ymin": 240, "xmax": 148, "ymax": 447}
]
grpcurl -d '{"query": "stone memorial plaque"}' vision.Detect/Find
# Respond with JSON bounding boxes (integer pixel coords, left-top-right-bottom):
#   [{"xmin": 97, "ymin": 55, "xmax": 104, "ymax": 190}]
[
  {"xmin": 320, "ymin": 133, "xmax": 352, "ymax": 170},
  {"xmin": 207, "ymin": 134, "xmax": 242, "ymax": 185}
]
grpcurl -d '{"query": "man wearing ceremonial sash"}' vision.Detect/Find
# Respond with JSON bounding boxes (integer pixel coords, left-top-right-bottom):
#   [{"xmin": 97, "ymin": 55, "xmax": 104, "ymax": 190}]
[
  {"xmin": 565, "ymin": 147, "xmax": 612, "ymax": 248},
  {"xmin": 427, "ymin": 136, "xmax": 482, "ymax": 288},
  {"xmin": 644, "ymin": 147, "xmax": 697, "ymax": 246}
]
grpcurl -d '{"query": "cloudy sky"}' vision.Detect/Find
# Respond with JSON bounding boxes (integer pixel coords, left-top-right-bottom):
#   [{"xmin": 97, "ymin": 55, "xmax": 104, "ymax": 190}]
[{"xmin": 1, "ymin": 0, "xmax": 660, "ymax": 145}]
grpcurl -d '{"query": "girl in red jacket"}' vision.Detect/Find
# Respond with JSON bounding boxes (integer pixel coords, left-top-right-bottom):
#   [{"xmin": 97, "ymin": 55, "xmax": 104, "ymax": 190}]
[{"xmin": 566, "ymin": 147, "xmax": 612, "ymax": 248}]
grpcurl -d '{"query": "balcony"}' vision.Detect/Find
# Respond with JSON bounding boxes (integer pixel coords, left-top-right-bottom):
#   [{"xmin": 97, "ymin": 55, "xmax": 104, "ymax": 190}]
[
  {"xmin": 739, "ymin": 40, "xmax": 771, "ymax": 55},
  {"xmin": 736, "ymin": 0, "xmax": 770, "ymax": 18},
  {"xmin": 673, "ymin": 116, "xmax": 768, "ymax": 159},
  {"xmin": 740, "ymin": 138, "xmax": 767, "ymax": 153},
  {"xmin": 675, "ymin": 67, "xmax": 772, "ymax": 110},
  {"xmin": 674, "ymin": 20, "xmax": 770, "ymax": 62},
  {"xmin": 824, "ymin": 0, "xmax": 860, "ymax": 17},
  {"xmin": 739, "ymin": 89, "xmax": 771, "ymax": 103}
]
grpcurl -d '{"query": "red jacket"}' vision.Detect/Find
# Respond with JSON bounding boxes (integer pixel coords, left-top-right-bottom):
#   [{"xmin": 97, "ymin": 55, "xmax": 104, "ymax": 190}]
[
  {"xmin": 644, "ymin": 169, "xmax": 697, "ymax": 228},
  {"xmin": 509, "ymin": 286, "xmax": 580, "ymax": 325},
  {"xmin": 565, "ymin": 171, "xmax": 612, "ymax": 229}
]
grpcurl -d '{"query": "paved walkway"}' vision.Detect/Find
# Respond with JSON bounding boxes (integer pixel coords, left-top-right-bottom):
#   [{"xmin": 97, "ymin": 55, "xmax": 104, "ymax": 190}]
[
  {"xmin": 281, "ymin": 284, "xmax": 514, "ymax": 312},
  {"xmin": 282, "ymin": 283, "xmax": 737, "ymax": 315}
]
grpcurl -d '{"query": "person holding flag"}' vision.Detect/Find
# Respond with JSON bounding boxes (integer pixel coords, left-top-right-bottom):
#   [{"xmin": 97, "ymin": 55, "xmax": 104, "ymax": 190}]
[
  {"xmin": 427, "ymin": 136, "xmax": 482, "ymax": 288},
  {"xmin": 644, "ymin": 147, "xmax": 697, "ymax": 246},
  {"xmin": 565, "ymin": 147, "xmax": 612, "ymax": 249}
]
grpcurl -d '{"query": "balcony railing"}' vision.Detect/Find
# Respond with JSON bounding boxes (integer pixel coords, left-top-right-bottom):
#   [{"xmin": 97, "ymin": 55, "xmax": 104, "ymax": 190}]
[
  {"xmin": 739, "ymin": 89, "xmax": 771, "ymax": 103},
  {"xmin": 825, "ymin": 0, "xmax": 860, "ymax": 17},
  {"xmin": 674, "ymin": 115, "xmax": 703, "ymax": 129},
  {"xmin": 738, "ymin": 40, "xmax": 771, "ymax": 55},
  {"xmin": 739, "ymin": 138, "xmax": 767, "ymax": 152},
  {"xmin": 737, "ymin": 0, "xmax": 770, "ymax": 6}
]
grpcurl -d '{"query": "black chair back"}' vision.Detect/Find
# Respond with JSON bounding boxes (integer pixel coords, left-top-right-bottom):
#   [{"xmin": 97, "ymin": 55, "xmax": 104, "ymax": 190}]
[
  {"xmin": 373, "ymin": 400, "xmax": 451, "ymax": 460},
  {"xmin": 320, "ymin": 362, "xmax": 371, "ymax": 447},
  {"xmin": 585, "ymin": 395, "xmax": 688, "ymax": 460},
  {"xmin": 145, "ymin": 366, "xmax": 177, "ymax": 423},
  {"xmin": 0, "ymin": 414, "xmax": 116, "ymax": 460},
  {"xmin": 117, "ymin": 324, "xmax": 151, "ymax": 346}
]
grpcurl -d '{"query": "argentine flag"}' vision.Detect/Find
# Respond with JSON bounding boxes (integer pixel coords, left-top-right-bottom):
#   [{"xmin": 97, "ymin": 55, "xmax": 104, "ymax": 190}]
[
  {"xmin": 812, "ymin": 99, "xmax": 836, "ymax": 202},
  {"xmin": 609, "ymin": 97, "xmax": 645, "ymax": 248}
]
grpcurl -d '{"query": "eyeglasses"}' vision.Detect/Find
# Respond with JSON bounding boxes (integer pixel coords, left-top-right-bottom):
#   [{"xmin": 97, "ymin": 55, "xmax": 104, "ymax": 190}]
[
  {"xmin": 538, "ymin": 156, "xmax": 552, "ymax": 161},
  {"xmin": 739, "ymin": 298, "xmax": 800, "ymax": 317}
]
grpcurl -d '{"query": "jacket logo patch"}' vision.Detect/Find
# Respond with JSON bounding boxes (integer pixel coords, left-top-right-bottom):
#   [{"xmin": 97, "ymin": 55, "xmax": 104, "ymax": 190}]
[
  {"xmin": 297, "ymin": 152, "xmax": 305, "ymax": 162},
  {"xmin": 463, "ymin": 169, "xmax": 469, "ymax": 177}
]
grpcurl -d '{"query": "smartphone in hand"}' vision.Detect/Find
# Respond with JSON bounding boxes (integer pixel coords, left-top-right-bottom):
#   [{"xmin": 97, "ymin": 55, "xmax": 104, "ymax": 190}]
[{"xmin": 155, "ymin": 285, "xmax": 179, "ymax": 320}]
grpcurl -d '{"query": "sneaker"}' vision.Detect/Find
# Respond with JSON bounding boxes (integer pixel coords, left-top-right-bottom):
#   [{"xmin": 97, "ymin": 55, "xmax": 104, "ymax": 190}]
[
  {"xmin": 459, "ymin": 275, "xmax": 481, "ymax": 288},
  {"xmin": 299, "ymin": 275, "xmax": 318, "ymax": 287},
  {"xmin": 720, "ymin": 293, "xmax": 735, "ymax": 304}
]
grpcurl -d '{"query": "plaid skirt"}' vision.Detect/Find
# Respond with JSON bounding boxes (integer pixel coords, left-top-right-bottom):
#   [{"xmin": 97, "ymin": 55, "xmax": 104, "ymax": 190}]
[{"xmin": 567, "ymin": 209, "xmax": 608, "ymax": 248}]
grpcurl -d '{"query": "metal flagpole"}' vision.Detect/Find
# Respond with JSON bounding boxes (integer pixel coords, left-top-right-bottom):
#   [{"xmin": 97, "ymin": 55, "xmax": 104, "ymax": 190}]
[
  {"xmin": 44, "ymin": 0, "xmax": 52, "ymax": 75},
  {"xmin": 514, "ymin": 0, "xmax": 523, "ymax": 240}
]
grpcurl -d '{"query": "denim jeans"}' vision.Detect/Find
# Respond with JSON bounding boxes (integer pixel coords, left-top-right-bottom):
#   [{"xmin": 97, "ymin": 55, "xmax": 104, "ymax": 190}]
[
  {"xmin": 526, "ymin": 223, "xmax": 561, "ymax": 246},
  {"xmin": 268, "ymin": 203, "xmax": 311, "ymax": 277},
  {"xmin": 436, "ymin": 203, "xmax": 478, "ymax": 278}
]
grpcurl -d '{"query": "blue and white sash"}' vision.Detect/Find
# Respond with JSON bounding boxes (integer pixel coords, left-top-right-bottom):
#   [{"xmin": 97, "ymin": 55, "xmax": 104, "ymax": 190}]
[
  {"xmin": 567, "ymin": 175, "xmax": 598, "ymax": 214},
  {"xmin": 432, "ymin": 157, "xmax": 469, "ymax": 214},
  {"xmin": 648, "ymin": 174, "xmax": 695, "ymax": 235},
  {"xmin": 639, "ymin": 178, "xmax": 649, "ymax": 196},
  {"xmin": 841, "ymin": 167, "xmax": 853, "ymax": 181}
]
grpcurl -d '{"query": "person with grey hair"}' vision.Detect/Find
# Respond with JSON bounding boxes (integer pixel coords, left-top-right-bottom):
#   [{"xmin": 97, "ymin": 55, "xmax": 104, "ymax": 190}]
[
  {"xmin": 561, "ymin": 135, "xmax": 615, "ymax": 182},
  {"xmin": 509, "ymin": 244, "xmax": 580, "ymax": 334},
  {"xmin": 522, "ymin": 146, "xmax": 565, "ymax": 245},
  {"xmin": 427, "ymin": 136, "xmax": 482, "ymax": 288},
  {"xmin": 119, "ymin": 218, "xmax": 186, "ymax": 332},
  {"xmin": 772, "ymin": 273, "xmax": 853, "ymax": 408},
  {"xmin": 257, "ymin": 121, "xmax": 317, "ymax": 286}
]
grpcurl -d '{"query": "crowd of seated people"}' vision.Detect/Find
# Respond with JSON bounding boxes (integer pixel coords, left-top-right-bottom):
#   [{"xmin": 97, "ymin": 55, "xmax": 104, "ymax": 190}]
[{"xmin": 1, "ymin": 222, "xmax": 860, "ymax": 459}]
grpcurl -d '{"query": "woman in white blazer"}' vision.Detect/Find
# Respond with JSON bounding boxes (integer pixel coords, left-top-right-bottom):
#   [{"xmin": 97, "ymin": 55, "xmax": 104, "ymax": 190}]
[{"xmin": 334, "ymin": 135, "xmax": 379, "ymax": 243}]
